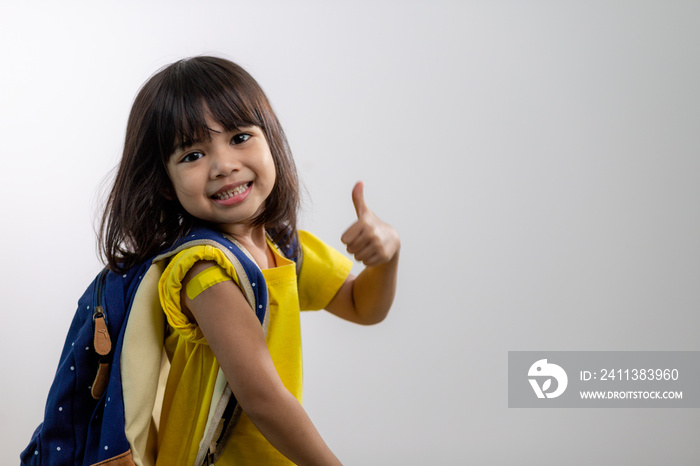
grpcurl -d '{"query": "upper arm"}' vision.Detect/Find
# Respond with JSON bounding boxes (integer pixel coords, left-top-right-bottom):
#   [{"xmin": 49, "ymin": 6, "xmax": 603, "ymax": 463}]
[
  {"xmin": 323, "ymin": 273, "xmax": 368, "ymax": 324},
  {"xmin": 180, "ymin": 261, "xmax": 287, "ymax": 409}
]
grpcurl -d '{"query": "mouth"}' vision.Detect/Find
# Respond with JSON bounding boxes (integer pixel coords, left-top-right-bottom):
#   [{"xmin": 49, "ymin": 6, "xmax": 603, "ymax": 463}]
[{"xmin": 211, "ymin": 182, "xmax": 252, "ymax": 200}]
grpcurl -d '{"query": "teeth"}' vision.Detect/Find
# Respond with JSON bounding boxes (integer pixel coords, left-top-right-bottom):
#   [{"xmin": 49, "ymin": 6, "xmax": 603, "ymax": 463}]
[{"xmin": 213, "ymin": 182, "xmax": 250, "ymax": 200}]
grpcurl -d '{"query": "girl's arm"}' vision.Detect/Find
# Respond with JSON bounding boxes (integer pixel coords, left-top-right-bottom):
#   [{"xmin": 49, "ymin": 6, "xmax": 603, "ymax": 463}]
[
  {"xmin": 181, "ymin": 261, "xmax": 342, "ymax": 466},
  {"xmin": 325, "ymin": 182, "xmax": 401, "ymax": 325}
]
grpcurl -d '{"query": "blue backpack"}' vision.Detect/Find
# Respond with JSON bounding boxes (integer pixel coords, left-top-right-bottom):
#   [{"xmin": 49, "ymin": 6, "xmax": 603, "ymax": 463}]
[{"xmin": 20, "ymin": 228, "xmax": 278, "ymax": 466}]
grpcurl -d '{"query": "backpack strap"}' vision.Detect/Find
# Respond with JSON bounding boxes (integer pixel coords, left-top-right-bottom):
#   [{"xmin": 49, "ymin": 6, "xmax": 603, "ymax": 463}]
[
  {"xmin": 90, "ymin": 268, "xmax": 112, "ymax": 400},
  {"xmin": 196, "ymin": 230, "xmax": 307, "ymax": 465},
  {"xmin": 152, "ymin": 229, "xmax": 270, "ymax": 466},
  {"xmin": 155, "ymin": 228, "xmax": 304, "ymax": 465}
]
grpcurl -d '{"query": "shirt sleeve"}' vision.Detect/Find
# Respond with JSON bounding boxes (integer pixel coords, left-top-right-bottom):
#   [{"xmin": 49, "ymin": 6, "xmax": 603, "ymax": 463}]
[
  {"xmin": 186, "ymin": 265, "xmax": 232, "ymax": 300},
  {"xmin": 158, "ymin": 244, "xmax": 241, "ymax": 344},
  {"xmin": 296, "ymin": 230, "xmax": 353, "ymax": 311}
]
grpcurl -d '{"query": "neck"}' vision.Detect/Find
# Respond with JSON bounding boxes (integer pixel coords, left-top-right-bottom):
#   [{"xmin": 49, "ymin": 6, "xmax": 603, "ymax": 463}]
[
  {"xmin": 218, "ymin": 223, "xmax": 274, "ymax": 269},
  {"xmin": 216, "ymin": 220, "xmax": 265, "ymax": 243}
]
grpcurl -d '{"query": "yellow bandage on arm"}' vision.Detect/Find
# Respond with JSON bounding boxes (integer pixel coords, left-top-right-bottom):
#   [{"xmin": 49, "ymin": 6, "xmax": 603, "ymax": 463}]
[{"xmin": 185, "ymin": 265, "xmax": 233, "ymax": 300}]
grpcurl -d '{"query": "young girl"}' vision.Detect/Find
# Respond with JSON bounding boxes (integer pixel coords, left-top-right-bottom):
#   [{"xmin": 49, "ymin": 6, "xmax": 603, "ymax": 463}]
[{"xmin": 100, "ymin": 56, "xmax": 400, "ymax": 465}]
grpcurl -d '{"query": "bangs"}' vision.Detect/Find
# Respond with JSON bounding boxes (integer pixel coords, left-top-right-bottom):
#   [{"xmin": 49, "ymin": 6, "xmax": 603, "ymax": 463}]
[{"xmin": 157, "ymin": 58, "xmax": 267, "ymax": 154}]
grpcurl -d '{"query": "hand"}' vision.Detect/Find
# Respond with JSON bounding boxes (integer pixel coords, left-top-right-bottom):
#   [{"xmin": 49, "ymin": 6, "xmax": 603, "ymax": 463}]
[{"xmin": 340, "ymin": 181, "xmax": 400, "ymax": 267}]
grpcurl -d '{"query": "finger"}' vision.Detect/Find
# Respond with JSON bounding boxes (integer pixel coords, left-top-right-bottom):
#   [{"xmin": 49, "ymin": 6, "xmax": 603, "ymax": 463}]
[
  {"xmin": 350, "ymin": 242, "xmax": 373, "ymax": 262},
  {"xmin": 345, "ymin": 232, "xmax": 372, "ymax": 255},
  {"xmin": 360, "ymin": 253, "xmax": 383, "ymax": 267},
  {"xmin": 340, "ymin": 221, "xmax": 363, "ymax": 245},
  {"xmin": 353, "ymin": 246, "xmax": 383, "ymax": 266},
  {"xmin": 352, "ymin": 181, "xmax": 368, "ymax": 219}
]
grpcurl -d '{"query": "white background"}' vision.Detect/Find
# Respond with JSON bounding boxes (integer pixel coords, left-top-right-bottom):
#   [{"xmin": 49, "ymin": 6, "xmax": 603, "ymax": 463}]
[{"xmin": 1, "ymin": 1, "xmax": 699, "ymax": 464}]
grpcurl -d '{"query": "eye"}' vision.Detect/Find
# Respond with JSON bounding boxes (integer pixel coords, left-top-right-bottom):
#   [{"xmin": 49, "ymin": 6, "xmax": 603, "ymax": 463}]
[
  {"xmin": 180, "ymin": 151, "xmax": 204, "ymax": 163},
  {"xmin": 231, "ymin": 133, "xmax": 251, "ymax": 145}
]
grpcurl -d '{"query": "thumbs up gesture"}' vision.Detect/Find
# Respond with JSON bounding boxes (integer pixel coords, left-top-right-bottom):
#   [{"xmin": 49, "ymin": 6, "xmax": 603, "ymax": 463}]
[{"xmin": 341, "ymin": 182, "xmax": 400, "ymax": 267}]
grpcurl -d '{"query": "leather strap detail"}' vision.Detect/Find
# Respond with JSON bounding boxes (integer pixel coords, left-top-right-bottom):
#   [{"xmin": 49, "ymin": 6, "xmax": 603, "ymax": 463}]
[
  {"xmin": 91, "ymin": 450, "xmax": 136, "ymax": 466},
  {"xmin": 91, "ymin": 360, "xmax": 111, "ymax": 400},
  {"xmin": 93, "ymin": 308, "xmax": 112, "ymax": 356}
]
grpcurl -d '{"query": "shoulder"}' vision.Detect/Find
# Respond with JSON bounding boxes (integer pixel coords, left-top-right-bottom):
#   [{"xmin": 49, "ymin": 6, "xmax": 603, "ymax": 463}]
[
  {"xmin": 158, "ymin": 243, "xmax": 264, "ymax": 342},
  {"xmin": 159, "ymin": 244, "xmax": 243, "ymax": 292}
]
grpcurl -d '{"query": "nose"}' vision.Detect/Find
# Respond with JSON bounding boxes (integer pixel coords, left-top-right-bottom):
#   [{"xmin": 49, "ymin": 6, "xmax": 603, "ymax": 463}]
[{"xmin": 210, "ymin": 148, "xmax": 240, "ymax": 179}]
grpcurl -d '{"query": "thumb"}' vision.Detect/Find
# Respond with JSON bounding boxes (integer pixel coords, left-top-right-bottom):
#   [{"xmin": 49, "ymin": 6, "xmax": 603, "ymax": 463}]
[{"xmin": 352, "ymin": 181, "xmax": 368, "ymax": 218}]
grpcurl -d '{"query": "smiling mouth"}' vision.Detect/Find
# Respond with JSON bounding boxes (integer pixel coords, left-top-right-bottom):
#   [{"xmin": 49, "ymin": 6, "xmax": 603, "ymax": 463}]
[{"xmin": 211, "ymin": 182, "xmax": 251, "ymax": 200}]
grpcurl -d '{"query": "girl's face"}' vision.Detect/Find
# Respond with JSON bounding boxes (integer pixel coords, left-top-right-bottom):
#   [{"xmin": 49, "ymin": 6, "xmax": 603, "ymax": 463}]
[{"xmin": 167, "ymin": 116, "xmax": 276, "ymax": 235}]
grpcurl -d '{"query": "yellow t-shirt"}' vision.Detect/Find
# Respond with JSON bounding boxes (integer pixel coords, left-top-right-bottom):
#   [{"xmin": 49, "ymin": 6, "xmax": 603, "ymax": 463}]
[{"xmin": 156, "ymin": 230, "xmax": 352, "ymax": 465}]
